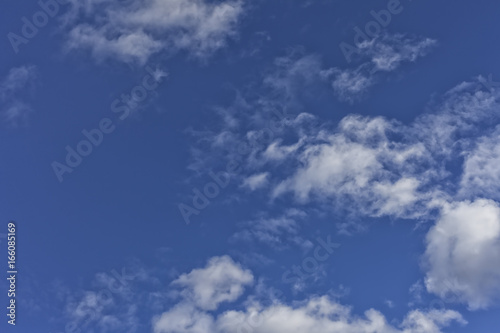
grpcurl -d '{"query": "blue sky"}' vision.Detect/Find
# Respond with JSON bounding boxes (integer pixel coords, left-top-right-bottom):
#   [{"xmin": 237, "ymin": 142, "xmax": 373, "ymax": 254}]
[{"xmin": 1, "ymin": 0, "xmax": 500, "ymax": 332}]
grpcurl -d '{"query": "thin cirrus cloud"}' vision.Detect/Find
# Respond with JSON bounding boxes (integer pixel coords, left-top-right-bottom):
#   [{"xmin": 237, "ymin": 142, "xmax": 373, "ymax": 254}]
[
  {"xmin": 229, "ymin": 209, "xmax": 308, "ymax": 250},
  {"xmin": 0, "ymin": 65, "xmax": 37, "ymax": 127},
  {"xmin": 322, "ymin": 34, "xmax": 437, "ymax": 103},
  {"xmin": 60, "ymin": 0, "xmax": 244, "ymax": 64}
]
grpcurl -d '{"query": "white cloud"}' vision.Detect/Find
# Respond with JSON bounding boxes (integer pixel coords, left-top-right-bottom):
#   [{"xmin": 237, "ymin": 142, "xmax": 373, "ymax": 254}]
[
  {"xmin": 154, "ymin": 258, "xmax": 466, "ymax": 333},
  {"xmin": 459, "ymin": 126, "xmax": 500, "ymax": 200},
  {"xmin": 263, "ymin": 138, "xmax": 305, "ymax": 162},
  {"xmin": 153, "ymin": 303, "xmax": 215, "ymax": 333},
  {"xmin": 241, "ymin": 172, "xmax": 270, "ymax": 190},
  {"xmin": 66, "ymin": 25, "xmax": 163, "ymax": 65},
  {"xmin": 0, "ymin": 65, "xmax": 37, "ymax": 95},
  {"xmin": 186, "ymin": 63, "xmax": 500, "ymax": 309},
  {"xmin": 62, "ymin": 0, "xmax": 244, "ymax": 64},
  {"xmin": 324, "ymin": 34, "xmax": 437, "ymax": 102},
  {"xmin": 326, "ymin": 67, "xmax": 374, "ymax": 103},
  {"xmin": 271, "ymin": 115, "xmax": 429, "ymax": 219},
  {"xmin": 230, "ymin": 209, "xmax": 307, "ymax": 249},
  {"xmin": 264, "ymin": 53, "xmax": 323, "ymax": 102},
  {"xmin": 360, "ymin": 34, "xmax": 437, "ymax": 72},
  {"xmin": 0, "ymin": 65, "xmax": 37, "ymax": 126},
  {"xmin": 173, "ymin": 256, "xmax": 253, "ymax": 310},
  {"xmin": 423, "ymin": 199, "xmax": 500, "ymax": 310},
  {"xmin": 189, "ymin": 74, "xmax": 500, "ymax": 223}
]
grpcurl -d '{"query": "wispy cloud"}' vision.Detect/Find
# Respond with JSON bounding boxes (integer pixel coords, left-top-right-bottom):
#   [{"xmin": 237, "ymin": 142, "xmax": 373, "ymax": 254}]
[
  {"xmin": 323, "ymin": 34, "xmax": 437, "ymax": 103},
  {"xmin": 0, "ymin": 65, "xmax": 37, "ymax": 127},
  {"xmin": 230, "ymin": 209, "xmax": 308, "ymax": 250}
]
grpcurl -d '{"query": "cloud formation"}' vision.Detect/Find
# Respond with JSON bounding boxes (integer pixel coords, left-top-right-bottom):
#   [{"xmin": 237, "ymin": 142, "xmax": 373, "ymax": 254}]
[
  {"xmin": 172, "ymin": 256, "xmax": 254, "ymax": 311},
  {"xmin": 323, "ymin": 34, "xmax": 437, "ymax": 103},
  {"xmin": 154, "ymin": 256, "xmax": 465, "ymax": 333},
  {"xmin": 424, "ymin": 199, "xmax": 500, "ymax": 310},
  {"xmin": 188, "ymin": 67, "xmax": 500, "ymax": 308},
  {"xmin": 0, "ymin": 65, "xmax": 37, "ymax": 127},
  {"xmin": 62, "ymin": 0, "xmax": 244, "ymax": 64}
]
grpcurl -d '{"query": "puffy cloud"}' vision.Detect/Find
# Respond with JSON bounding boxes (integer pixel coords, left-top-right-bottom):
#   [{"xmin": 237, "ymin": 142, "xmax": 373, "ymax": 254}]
[
  {"xmin": 154, "ymin": 303, "xmax": 215, "ymax": 333},
  {"xmin": 423, "ymin": 199, "xmax": 500, "ymax": 310},
  {"xmin": 154, "ymin": 258, "xmax": 465, "ymax": 333},
  {"xmin": 62, "ymin": 0, "xmax": 244, "ymax": 64},
  {"xmin": 272, "ymin": 115, "xmax": 429, "ymax": 219},
  {"xmin": 173, "ymin": 256, "xmax": 254, "ymax": 310}
]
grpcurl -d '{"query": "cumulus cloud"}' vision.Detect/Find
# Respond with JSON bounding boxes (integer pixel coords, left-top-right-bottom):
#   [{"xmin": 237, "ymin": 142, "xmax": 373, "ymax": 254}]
[
  {"xmin": 172, "ymin": 256, "xmax": 254, "ymax": 310},
  {"xmin": 62, "ymin": 0, "xmax": 244, "ymax": 64},
  {"xmin": 271, "ymin": 115, "xmax": 431, "ymax": 219},
  {"xmin": 423, "ymin": 199, "xmax": 500, "ymax": 310},
  {"xmin": 154, "ymin": 257, "xmax": 465, "ymax": 333},
  {"xmin": 0, "ymin": 65, "xmax": 37, "ymax": 126}
]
